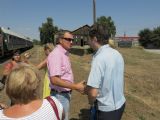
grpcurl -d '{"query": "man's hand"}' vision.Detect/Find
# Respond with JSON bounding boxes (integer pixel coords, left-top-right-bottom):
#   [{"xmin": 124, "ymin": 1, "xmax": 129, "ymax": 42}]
[
  {"xmin": 0, "ymin": 82, "xmax": 5, "ymax": 91},
  {"xmin": 24, "ymin": 52, "xmax": 31, "ymax": 59},
  {"xmin": 0, "ymin": 103, "xmax": 8, "ymax": 109},
  {"xmin": 85, "ymin": 86, "xmax": 98, "ymax": 105},
  {"xmin": 75, "ymin": 80, "xmax": 86, "ymax": 94}
]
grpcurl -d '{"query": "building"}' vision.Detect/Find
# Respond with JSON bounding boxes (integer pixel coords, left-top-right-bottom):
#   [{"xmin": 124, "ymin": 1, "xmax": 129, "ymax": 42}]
[
  {"xmin": 115, "ymin": 35, "xmax": 139, "ymax": 47},
  {"xmin": 71, "ymin": 25, "xmax": 91, "ymax": 46}
]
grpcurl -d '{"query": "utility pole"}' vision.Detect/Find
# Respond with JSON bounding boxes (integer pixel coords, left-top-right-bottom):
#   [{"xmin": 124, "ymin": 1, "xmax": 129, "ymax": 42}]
[{"xmin": 93, "ymin": 0, "xmax": 96, "ymax": 24}]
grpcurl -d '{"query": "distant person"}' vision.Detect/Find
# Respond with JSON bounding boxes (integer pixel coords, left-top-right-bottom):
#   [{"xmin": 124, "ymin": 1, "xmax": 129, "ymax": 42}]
[
  {"xmin": 24, "ymin": 43, "xmax": 54, "ymax": 98},
  {"xmin": 0, "ymin": 50, "xmax": 28, "ymax": 87},
  {"xmin": 0, "ymin": 65, "xmax": 64, "ymax": 120},
  {"xmin": 47, "ymin": 31, "xmax": 85, "ymax": 120},
  {"xmin": 36, "ymin": 43, "xmax": 53, "ymax": 69},
  {"xmin": 37, "ymin": 43, "xmax": 53, "ymax": 98},
  {"xmin": 3, "ymin": 50, "xmax": 22, "ymax": 75},
  {"xmin": 85, "ymin": 24, "xmax": 126, "ymax": 120}
]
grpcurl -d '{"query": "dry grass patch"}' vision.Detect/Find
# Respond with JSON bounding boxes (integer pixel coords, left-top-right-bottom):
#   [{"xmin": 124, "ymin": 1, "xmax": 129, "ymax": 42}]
[
  {"xmin": 119, "ymin": 48, "xmax": 160, "ymax": 114},
  {"xmin": 70, "ymin": 47, "xmax": 160, "ymax": 120}
]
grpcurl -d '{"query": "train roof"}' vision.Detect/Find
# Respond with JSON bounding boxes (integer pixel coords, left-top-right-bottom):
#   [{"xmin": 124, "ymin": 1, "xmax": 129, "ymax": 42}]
[{"xmin": 0, "ymin": 27, "xmax": 32, "ymax": 41}]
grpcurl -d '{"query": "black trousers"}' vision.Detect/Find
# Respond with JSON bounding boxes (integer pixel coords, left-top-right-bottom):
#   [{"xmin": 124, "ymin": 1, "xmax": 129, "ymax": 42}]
[{"xmin": 97, "ymin": 103, "xmax": 125, "ymax": 120}]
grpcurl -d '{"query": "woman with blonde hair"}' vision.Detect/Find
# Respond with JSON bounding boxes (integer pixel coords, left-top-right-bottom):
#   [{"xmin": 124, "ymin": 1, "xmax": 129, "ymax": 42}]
[
  {"xmin": 37, "ymin": 43, "xmax": 53, "ymax": 98},
  {"xmin": 24, "ymin": 43, "xmax": 54, "ymax": 98},
  {"xmin": 0, "ymin": 65, "xmax": 64, "ymax": 120}
]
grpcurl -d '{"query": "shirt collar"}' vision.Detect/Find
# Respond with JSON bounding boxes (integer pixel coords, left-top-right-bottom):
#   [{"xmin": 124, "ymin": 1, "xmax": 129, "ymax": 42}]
[
  {"xmin": 57, "ymin": 44, "xmax": 69, "ymax": 55},
  {"xmin": 93, "ymin": 44, "xmax": 110, "ymax": 57}
]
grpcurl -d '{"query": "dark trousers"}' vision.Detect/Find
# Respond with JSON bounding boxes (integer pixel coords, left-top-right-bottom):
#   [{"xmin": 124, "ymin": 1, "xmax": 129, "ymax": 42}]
[{"xmin": 97, "ymin": 103, "xmax": 125, "ymax": 120}]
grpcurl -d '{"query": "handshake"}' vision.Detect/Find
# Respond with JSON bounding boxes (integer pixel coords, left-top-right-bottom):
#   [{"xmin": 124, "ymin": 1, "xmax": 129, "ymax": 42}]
[{"xmin": 75, "ymin": 80, "xmax": 87, "ymax": 94}]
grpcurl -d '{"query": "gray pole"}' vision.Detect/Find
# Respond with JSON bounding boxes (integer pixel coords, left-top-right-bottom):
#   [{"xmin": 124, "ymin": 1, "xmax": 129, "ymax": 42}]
[{"xmin": 93, "ymin": 0, "xmax": 96, "ymax": 24}]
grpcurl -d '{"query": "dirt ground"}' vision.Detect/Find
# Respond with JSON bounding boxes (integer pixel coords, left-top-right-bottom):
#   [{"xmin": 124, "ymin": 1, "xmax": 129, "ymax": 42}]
[{"xmin": 0, "ymin": 46, "xmax": 160, "ymax": 120}]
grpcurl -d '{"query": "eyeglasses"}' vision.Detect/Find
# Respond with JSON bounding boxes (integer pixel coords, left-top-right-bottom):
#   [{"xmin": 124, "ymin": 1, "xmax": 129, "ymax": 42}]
[{"xmin": 62, "ymin": 38, "xmax": 74, "ymax": 42}]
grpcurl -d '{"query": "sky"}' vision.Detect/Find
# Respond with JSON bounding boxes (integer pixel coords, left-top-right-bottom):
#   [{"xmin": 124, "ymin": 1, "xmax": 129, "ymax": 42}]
[{"xmin": 0, "ymin": 0, "xmax": 160, "ymax": 40}]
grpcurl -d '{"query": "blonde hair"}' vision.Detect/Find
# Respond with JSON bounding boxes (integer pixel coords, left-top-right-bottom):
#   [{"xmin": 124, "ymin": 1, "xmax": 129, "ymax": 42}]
[
  {"xmin": 44, "ymin": 43, "xmax": 53, "ymax": 52},
  {"xmin": 6, "ymin": 65, "xmax": 41, "ymax": 104},
  {"xmin": 109, "ymin": 39, "xmax": 115, "ymax": 48}
]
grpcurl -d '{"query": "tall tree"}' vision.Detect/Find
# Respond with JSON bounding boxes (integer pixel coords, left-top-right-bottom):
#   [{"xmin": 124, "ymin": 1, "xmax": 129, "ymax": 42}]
[
  {"xmin": 97, "ymin": 16, "xmax": 116, "ymax": 37},
  {"xmin": 139, "ymin": 29, "xmax": 152, "ymax": 48},
  {"xmin": 39, "ymin": 17, "xmax": 58, "ymax": 44}
]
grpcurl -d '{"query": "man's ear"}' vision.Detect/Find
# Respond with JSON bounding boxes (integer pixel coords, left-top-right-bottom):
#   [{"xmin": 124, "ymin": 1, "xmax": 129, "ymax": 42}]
[
  {"xmin": 95, "ymin": 37, "xmax": 98, "ymax": 41},
  {"xmin": 59, "ymin": 39, "xmax": 63, "ymax": 44},
  {"xmin": 93, "ymin": 37, "xmax": 97, "ymax": 42}
]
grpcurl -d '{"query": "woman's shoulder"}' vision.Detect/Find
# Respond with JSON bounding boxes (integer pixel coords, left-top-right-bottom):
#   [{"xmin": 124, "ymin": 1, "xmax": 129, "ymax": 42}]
[
  {"xmin": 24, "ymin": 97, "xmax": 63, "ymax": 119},
  {"xmin": 15, "ymin": 98, "xmax": 62, "ymax": 119},
  {"xmin": 44, "ymin": 96, "xmax": 63, "ymax": 119},
  {"xmin": 45, "ymin": 96, "xmax": 63, "ymax": 109}
]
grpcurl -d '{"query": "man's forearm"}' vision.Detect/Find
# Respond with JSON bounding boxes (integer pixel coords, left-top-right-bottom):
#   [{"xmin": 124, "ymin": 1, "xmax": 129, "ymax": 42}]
[
  {"xmin": 86, "ymin": 86, "xmax": 98, "ymax": 105},
  {"xmin": 50, "ymin": 76, "xmax": 77, "ymax": 90},
  {"xmin": 88, "ymin": 95, "xmax": 97, "ymax": 105}
]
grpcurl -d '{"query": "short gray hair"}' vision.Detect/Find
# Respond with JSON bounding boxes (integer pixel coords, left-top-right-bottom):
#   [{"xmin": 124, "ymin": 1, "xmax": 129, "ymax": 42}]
[{"xmin": 56, "ymin": 31, "xmax": 72, "ymax": 44}]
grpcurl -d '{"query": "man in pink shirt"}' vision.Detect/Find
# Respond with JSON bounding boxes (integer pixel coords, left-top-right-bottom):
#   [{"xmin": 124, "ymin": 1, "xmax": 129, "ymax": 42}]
[{"xmin": 47, "ymin": 31, "xmax": 84, "ymax": 120}]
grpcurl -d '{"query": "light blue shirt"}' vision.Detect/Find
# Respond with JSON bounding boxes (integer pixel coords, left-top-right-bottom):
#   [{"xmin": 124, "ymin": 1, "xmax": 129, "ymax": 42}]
[{"xmin": 87, "ymin": 44, "xmax": 126, "ymax": 112}]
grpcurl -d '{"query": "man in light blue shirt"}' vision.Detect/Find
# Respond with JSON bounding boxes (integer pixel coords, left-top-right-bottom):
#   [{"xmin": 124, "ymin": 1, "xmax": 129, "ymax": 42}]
[{"xmin": 86, "ymin": 24, "xmax": 126, "ymax": 120}]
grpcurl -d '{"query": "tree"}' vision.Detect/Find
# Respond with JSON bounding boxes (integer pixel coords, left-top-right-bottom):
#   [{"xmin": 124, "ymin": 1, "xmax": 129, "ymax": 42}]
[
  {"xmin": 138, "ymin": 27, "xmax": 160, "ymax": 48},
  {"xmin": 152, "ymin": 27, "xmax": 160, "ymax": 48},
  {"xmin": 96, "ymin": 16, "xmax": 116, "ymax": 37},
  {"xmin": 39, "ymin": 17, "xmax": 58, "ymax": 44},
  {"xmin": 138, "ymin": 29, "xmax": 152, "ymax": 48}
]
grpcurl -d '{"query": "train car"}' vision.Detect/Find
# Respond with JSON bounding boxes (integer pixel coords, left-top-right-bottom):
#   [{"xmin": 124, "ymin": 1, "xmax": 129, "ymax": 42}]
[{"xmin": 0, "ymin": 27, "xmax": 33, "ymax": 57}]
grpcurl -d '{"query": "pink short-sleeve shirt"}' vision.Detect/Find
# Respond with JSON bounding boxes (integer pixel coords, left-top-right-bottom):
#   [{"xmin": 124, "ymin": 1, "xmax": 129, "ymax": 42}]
[{"xmin": 47, "ymin": 45, "xmax": 74, "ymax": 92}]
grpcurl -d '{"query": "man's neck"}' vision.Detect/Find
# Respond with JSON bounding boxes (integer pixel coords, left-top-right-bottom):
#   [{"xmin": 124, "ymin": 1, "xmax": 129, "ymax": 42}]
[{"xmin": 95, "ymin": 43, "xmax": 101, "ymax": 51}]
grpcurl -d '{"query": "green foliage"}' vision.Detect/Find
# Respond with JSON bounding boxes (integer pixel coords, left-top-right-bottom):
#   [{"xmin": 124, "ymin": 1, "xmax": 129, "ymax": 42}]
[
  {"xmin": 32, "ymin": 39, "xmax": 40, "ymax": 45},
  {"xmin": 39, "ymin": 17, "xmax": 58, "ymax": 44},
  {"xmin": 139, "ymin": 29, "xmax": 153, "ymax": 47},
  {"xmin": 97, "ymin": 16, "xmax": 116, "ymax": 37},
  {"xmin": 152, "ymin": 26, "xmax": 160, "ymax": 47},
  {"xmin": 138, "ymin": 26, "xmax": 160, "ymax": 48}
]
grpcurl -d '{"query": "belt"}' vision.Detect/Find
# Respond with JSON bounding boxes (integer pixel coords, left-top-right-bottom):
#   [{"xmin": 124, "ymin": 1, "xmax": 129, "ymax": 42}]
[{"xmin": 51, "ymin": 89, "xmax": 72, "ymax": 94}]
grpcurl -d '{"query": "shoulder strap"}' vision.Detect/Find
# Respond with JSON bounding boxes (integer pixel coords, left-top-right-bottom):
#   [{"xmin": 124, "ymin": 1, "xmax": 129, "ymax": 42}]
[{"xmin": 46, "ymin": 96, "xmax": 60, "ymax": 120}]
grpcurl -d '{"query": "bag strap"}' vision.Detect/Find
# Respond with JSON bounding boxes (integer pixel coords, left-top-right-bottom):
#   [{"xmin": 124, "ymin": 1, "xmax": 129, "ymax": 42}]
[{"xmin": 46, "ymin": 96, "xmax": 60, "ymax": 120}]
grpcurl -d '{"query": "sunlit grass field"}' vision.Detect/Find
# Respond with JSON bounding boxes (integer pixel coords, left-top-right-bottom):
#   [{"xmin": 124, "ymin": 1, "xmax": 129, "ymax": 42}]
[
  {"xmin": 70, "ymin": 47, "xmax": 160, "ymax": 120},
  {"xmin": 0, "ymin": 46, "xmax": 160, "ymax": 120}
]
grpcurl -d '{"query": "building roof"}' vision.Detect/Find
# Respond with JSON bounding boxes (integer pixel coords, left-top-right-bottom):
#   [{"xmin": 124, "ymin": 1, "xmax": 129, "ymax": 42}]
[
  {"xmin": 0, "ymin": 27, "xmax": 31, "ymax": 41},
  {"xmin": 72, "ymin": 24, "xmax": 90, "ymax": 34}
]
